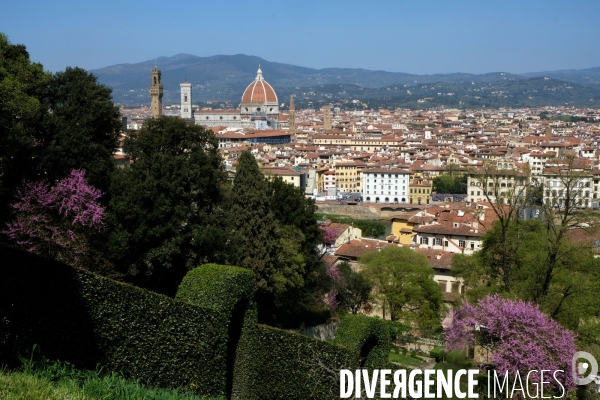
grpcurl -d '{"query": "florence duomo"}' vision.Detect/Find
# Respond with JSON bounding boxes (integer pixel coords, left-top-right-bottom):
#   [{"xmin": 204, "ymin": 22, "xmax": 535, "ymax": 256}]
[{"xmin": 151, "ymin": 64, "xmax": 282, "ymax": 129}]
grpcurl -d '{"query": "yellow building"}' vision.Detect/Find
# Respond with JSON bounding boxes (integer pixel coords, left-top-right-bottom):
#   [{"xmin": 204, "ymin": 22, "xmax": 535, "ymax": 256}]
[{"xmin": 408, "ymin": 177, "xmax": 432, "ymax": 205}]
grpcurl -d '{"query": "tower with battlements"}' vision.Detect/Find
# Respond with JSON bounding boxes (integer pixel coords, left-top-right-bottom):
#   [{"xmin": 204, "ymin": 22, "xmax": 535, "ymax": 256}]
[{"xmin": 149, "ymin": 64, "xmax": 164, "ymax": 118}]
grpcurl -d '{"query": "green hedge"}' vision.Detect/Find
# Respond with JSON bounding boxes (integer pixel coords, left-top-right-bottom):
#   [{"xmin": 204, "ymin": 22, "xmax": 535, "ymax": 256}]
[
  {"xmin": 0, "ymin": 245, "xmax": 233, "ymax": 397},
  {"xmin": 334, "ymin": 314, "xmax": 391, "ymax": 369},
  {"xmin": 252, "ymin": 324, "xmax": 360, "ymax": 399},
  {"xmin": 176, "ymin": 264, "xmax": 257, "ymax": 400}
]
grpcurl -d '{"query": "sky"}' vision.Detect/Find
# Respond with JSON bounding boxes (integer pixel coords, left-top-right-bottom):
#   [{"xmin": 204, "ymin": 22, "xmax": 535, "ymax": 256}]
[{"xmin": 2, "ymin": 0, "xmax": 599, "ymax": 75}]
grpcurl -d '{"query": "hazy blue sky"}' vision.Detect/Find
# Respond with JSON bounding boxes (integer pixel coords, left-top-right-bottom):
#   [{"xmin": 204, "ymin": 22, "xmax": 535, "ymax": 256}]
[{"xmin": 3, "ymin": 0, "xmax": 599, "ymax": 75}]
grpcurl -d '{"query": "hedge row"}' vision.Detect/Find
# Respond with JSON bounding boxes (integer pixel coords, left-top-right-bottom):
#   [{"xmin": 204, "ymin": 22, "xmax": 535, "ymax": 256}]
[
  {"xmin": 334, "ymin": 313, "xmax": 392, "ymax": 369},
  {"xmin": 176, "ymin": 264, "xmax": 258, "ymax": 399},
  {"xmin": 0, "ymin": 245, "xmax": 395, "ymax": 399},
  {"xmin": 252, "ymin": 324, "xmax": 361, "ymax": 399},
  {"xmin": 0, "ymin": 245, "xmax": 231, "ymax": 397}
]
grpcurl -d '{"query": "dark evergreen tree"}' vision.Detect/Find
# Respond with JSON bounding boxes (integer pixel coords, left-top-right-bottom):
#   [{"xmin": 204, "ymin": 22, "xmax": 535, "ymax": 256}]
[
  {"xmin": 40, "ymin": 67, "xmax": 121, "ymax": 194},
  {"xmin": 0, "ymin": 33, "xmax": 50, "ymax": 221},
  {"xmin": 265, "ymin": 176, "xmax": 331, "ymax": 325},
  {"xmin": 228, "ymin": 152, "xmax": 308, "ymax": 323},
  {"xmin": 107, "ymin": 116, "xmax": 227, "ymax": 295}
]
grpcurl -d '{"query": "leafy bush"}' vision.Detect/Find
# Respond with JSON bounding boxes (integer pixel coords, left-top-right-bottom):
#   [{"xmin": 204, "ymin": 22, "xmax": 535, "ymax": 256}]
[
  {"xmin": 445, "ymin": 350, "xmax": 471, "ymax": 368},
  {"xmin": 334, "ymin": 314, "xmax": 391, "ymax": 369},
  {"xmin": 429, "ymin": 346, "xmax": 446, "ymax": 363},
  {"xmin": 175, "ymin": 264, "xmax": 257, "ymax": 399},
  {"xmin": 252, "ymin": 325, "xmax": 359, "ymax": 399},
  {"xmin": 0, "ymin": 245, "xmax": 242, "ymax": 397}
]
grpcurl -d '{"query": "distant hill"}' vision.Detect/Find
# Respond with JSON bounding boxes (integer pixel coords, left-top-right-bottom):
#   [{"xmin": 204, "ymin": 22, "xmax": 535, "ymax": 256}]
[{"xmin": 89, "ymin": 54, "xmax": 600, "ymax": 108}]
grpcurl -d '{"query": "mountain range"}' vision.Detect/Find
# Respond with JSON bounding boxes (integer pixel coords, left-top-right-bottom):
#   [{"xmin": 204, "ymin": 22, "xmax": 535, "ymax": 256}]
[{"xmin": 90, "ymin": 54, "xmax": 600, "ymax": 109}]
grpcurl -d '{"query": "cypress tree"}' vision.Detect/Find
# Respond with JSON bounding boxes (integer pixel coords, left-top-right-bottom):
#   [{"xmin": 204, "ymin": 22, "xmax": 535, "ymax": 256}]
[{"xmin": 228, "ymin": 151, "xmax": 279, "ymax": 296}]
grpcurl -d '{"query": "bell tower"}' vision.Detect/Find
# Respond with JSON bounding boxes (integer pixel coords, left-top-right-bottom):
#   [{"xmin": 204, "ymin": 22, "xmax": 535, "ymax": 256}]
[
  {"xmin": 288, "ymin": 94, "xmax": 296, "ymax": 134},
  {"xmin": 149, "ymin": 63, "xmax": 163, "ymax": 118},
  {"xmin": 321, "ymin": 105, "xmax": 331, "ymax": 131},
  {"xmin": 180, "ymin": 80, "xmax": 192, "ymax": 119}
]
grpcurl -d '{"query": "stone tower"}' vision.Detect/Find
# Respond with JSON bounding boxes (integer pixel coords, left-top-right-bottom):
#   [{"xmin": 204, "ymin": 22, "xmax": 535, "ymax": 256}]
[
  {"xmin": 321, "ymin": 105, "xmax": 331, "ymax": 131},
  {"xmin": 288, "ymin": 94, "xmax": 296, "ymax": 134},
  {"xmin": 180, "ymin": 80, "xmax": 192, "ymax": 119},
  {"xmin": 149, "ymin": 64, "xmax": 163, "ymax": 118}
]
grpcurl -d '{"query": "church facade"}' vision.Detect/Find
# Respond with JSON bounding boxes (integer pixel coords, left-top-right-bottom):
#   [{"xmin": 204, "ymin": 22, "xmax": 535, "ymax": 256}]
[{"xmin": 190, "ymin": 66, "xmax": 281, "ymax": 129}]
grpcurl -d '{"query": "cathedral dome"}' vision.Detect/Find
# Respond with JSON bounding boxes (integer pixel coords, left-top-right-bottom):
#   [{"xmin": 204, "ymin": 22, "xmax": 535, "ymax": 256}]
[{"xmin": 241, "ymin": 66, "xmax": 278, "ymax": 104}]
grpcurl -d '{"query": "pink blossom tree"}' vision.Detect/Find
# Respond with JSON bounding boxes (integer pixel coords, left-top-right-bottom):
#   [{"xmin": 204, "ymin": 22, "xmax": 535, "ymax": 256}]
[
  {"xmin": 321, "ymin": 226, "xmax": 338, "ymax": 245},
  {"xmin": 445, "ymin": 294, "xmax": 577, "ymax": 390},
  {"xmin": 3, "ymin": 169, "xmax": 105, "ymax": 268}
]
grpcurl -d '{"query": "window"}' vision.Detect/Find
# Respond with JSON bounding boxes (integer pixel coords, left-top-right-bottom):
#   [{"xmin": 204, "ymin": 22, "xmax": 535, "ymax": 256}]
[
  {"xmin": 420, "ymin": 237, "xmax": 429, "ymax": 245},
  {"xmin": 435, "ymin": 238, "xmax": 442, "ymax": 246},
  {"xmin": 459, "ymin": 240, "xmax": 466, "ymax": 248},
  {"xmin": 438, "ymin": 280, "xmax": 447, "ymax": 293}
]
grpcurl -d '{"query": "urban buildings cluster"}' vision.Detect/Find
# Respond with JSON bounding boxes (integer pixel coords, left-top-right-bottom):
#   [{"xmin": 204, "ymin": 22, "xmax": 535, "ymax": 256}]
[{"xmin": 117, "ymin": 66, "xmax": 600, "ymax": 302}]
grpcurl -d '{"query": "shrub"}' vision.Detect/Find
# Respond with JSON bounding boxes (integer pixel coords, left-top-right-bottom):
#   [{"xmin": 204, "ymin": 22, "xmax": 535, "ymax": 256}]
[
  {"xmin": 175, "ymin": 264, "xmax": 257, "ymax": 399},
  {"xmin": 429, "ymin": 346, "xmax": 446, "ymax": 363},
  {"xmin": 252, "ymin": 325, "xmax": 359, "ymax": 399},
  {"xmin": 334, "ymin": 314, "xmax": 391, "ymax": 369},
  {"xmin": 0, "ymin": 245, "xmax": 243, "ymax": 397}
]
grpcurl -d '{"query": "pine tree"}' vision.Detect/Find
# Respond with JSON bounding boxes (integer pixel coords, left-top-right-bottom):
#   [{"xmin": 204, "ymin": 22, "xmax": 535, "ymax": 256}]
[{"xmin": 228, "ymin": 152, "xmax": 279, "ymax": 294}]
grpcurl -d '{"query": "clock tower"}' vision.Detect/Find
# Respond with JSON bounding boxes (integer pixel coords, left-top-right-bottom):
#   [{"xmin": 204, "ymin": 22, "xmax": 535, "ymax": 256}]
[{"xmin": 149, "ymin": 64, "xmax": 163, "ymax": 118}]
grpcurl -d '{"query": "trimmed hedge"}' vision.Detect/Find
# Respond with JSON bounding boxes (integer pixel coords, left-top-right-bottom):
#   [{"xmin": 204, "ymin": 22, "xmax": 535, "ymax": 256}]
[
  {"xmin": 176, "ymin": 264, "xmax": 258, "ymax": 400},
  {"xmin": 0, "ymin": 245, "xmax": 233, "ymax": 397},
  {"xmin": 253, "ymin": 324, "xmax": 360, "ymax": 399},
  {"xmin": 334, "ymin": 314, "xmax": 391, "ymax": 369}
]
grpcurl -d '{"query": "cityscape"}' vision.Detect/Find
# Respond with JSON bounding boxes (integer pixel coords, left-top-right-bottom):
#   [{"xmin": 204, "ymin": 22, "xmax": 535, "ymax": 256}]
[{"xmin": 2, "ymin": 0, "xmax": 600, "ymax": 398}]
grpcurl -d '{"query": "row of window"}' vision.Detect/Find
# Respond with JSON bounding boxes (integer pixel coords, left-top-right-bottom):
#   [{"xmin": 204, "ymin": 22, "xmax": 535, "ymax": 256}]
[
  {"xmin": 410, "ymin": 188, "xmax": 430, "ymax": 194},
  {"xmin": 420, "ymin": 237, "xmax": 475, "ymax": 249}
]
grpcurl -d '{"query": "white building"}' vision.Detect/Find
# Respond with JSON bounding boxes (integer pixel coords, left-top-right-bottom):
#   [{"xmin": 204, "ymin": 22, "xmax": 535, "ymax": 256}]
[
  {"xmin": 180, "ymin": 81, "xmax": 192, "ymax": 119},
  {"xmin": 361, "ymin": 168, "xmax": 410, "ymax": 204}
]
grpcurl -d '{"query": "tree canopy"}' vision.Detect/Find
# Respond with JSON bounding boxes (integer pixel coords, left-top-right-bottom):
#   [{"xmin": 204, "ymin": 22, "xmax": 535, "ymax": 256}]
[
  {"xmin": 445, "ymin": 295, "xmax": 577, "ymax": 392},
  {"xmin": 40, "ymin": 67, "xmax": 121, "ymax": 193},
  {"xmin": 107, "ymin": 116, "xmax": 227, "ymax": 295},
  {"xmin": 360, "ymin": 247, "xmax": 444, "ymax": 331}
]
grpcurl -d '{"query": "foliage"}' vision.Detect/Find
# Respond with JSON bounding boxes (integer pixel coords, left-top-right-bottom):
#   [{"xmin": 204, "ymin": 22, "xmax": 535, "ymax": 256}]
[
  {"xmin": 3, "ymin": 170, "xmax": 104, "ymax": 269},
  {"xmin": 0, "ymin": 33, "xmax": 50, "ymax": 218},
  {"xmin": 331, "ymin": 261, "xmax": 372, "ymax": 314},
  {"xmin": 445, "ymin": 294, "xmax": 577, "ymax": 390},
  {"xmin": 455, "ymin": 158, "xmax": 600, "ymax": 349},
  {"xmin": 39, "ymin": 67, "xmax": 121, "ymax": 194},
  {"xmin": 334, "ymin": 314, "xmax": 391, "ymax": 369},
  {"xmin": 0, "ymin": 245, "xmax": 237, "ymax": 397},
  {"xmin": 432, "ymin": 174, "xmax": 467, "ymax": 194},
  {"xmin": 360, "ymin": 247, "xmax": 445, "ymax": 331},
  {"xmin": 107, "ymin": 116, "xmax": 227, "ymax": 295},
  {"xmin": 252, "ymin": 324, "xmax": 361, "ymax": 400},
  {"xmin": 1, "ymin": 357, "xmax": 218, "ymax": 400},
  {"xmin": 353, "ymin": 220, "xmax": 386, "ymax": 238},
  {"xmin": 228, "ymin": 151, "xmax": 313, "ymax": 324},
  {"xmin": 429, "ymin": 346, "xmax": 446, "ymax": 363},
  {"xmin": 175, "ymin": 264, "xmax": 257, "ymax": 400}
]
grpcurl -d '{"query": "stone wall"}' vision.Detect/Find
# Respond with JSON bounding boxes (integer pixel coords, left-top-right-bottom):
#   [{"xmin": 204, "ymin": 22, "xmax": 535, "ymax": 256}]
[{"xmin": 316, "ymin": 204, "xmax": 381, "ymax": 220}]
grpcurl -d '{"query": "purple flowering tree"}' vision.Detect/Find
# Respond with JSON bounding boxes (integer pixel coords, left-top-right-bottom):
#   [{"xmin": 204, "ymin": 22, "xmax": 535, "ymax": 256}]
[
  {"xmin": 445, "ymin": 294, "xmax": 576, "ymax": 390},
  {"xmin": 3, "ymin": 169, "xmax": 105, "ymax": 268}
]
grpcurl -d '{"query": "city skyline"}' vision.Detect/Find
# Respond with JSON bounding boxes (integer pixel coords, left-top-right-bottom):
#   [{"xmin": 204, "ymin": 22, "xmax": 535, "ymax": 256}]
[{"xmin": 3, "ymin": 0, "xmax": 600, "ymax": 75}]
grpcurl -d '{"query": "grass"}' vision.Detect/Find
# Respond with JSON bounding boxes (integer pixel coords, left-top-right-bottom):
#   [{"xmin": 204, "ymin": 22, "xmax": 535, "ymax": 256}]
[
  {"xmin": 387, "ymin": 351, "xmax": 424, "ymax": 367},
  {"xmin": 0, "ymin": 356, "xmax": 224, "ymax": 400}
]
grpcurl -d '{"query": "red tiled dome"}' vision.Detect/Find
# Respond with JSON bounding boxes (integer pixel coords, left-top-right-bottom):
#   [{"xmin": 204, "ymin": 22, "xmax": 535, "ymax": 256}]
[{"xmin": 241, "ymin": 66, "xmax": 278, "ymax": 104}]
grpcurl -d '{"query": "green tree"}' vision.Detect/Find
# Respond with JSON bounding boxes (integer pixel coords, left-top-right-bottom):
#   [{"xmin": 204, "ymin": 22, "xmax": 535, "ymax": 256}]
[
  {"xmin": 228, "ymin": 152, "xmax": 308, "ymax": 322},
  {"xmin": 0, "ymin": 33, "xmax": 50, "ymax": 218},
  {"xmin": 335, "ymin": 261, "xmax": 372, "ymax": 314},
  {"xmin": 107, "ymin": 116, "xmax": 227, "ymax": 295},
  {"xmin": 360, "ymin": 247, "xmax": 444, "ymax": 331},
  {"xmin": 40, "ymin": 67, "xmax": 121, "ymax": 194},
  {"xmin": 353, "ymin": 220, "xmax": 385, "ymax": 238},
  {"xmin": 265, "ymin": 176, "xmax": 330, "ymax": 322}
]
